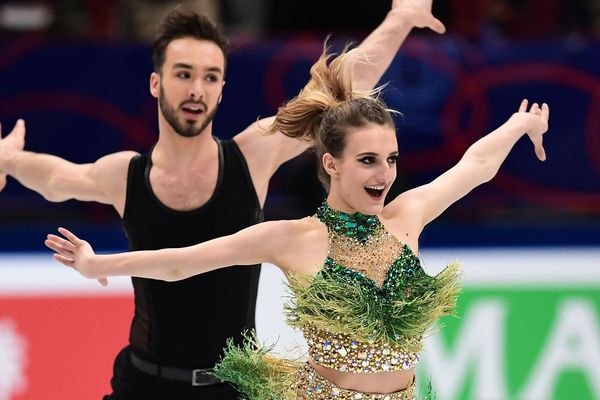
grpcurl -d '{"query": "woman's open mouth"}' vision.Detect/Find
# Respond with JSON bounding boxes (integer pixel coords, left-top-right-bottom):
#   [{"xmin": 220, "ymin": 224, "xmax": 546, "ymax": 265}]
[{"xmin": 364, "ymin": 185, "xmax": 384, "ymax": 199}]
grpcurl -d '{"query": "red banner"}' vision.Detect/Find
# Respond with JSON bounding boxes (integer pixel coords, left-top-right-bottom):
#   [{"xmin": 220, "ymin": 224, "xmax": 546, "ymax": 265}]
[{"xmin": 0, "ymin": 295, "xmax": 133, "ymax": 400}]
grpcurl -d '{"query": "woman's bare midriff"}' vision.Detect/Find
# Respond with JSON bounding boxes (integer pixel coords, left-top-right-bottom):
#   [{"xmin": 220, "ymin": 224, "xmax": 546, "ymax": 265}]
[{"xmin": 308, "ymin": 356, "xmax": 415, "ymax": 393}]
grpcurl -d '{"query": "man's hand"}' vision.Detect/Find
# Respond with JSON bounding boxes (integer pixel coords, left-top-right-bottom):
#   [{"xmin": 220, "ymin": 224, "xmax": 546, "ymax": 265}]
[
  {"xmin": 0, "ymin": 119, "xmax": 26, "ymax": 191},
  {"xmin": 391, "ymin": 0, "xmax": 446, "ymax": 34}
]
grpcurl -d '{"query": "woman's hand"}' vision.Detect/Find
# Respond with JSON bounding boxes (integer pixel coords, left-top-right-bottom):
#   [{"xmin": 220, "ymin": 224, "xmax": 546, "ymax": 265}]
[
  {"xmin": 45, "ymin": 227, "xmax": 108, "ymax": 286},
  {"xmin": 511, "ymin": 99, "xmax": 550, "ymax": 161},
  {"xmin": 391, "ymin": 0, "xmax": 446, "ymax": 34}
]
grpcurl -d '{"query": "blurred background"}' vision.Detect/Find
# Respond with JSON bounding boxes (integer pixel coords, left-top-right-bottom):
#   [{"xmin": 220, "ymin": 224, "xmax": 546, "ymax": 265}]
[{"xmin": 0, "ymin": 1, "xmax": 598, "ymax": 399}]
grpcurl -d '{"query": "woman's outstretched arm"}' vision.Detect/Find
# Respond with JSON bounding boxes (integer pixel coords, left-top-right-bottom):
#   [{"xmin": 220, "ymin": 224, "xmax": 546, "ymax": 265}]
[
  {"xmin": 387, "ymin": 99, "xmax": 549, "ymax": 229},
  {"xmin": 45, "ymin": 220, "xmax": 291, "ymax": 282}
]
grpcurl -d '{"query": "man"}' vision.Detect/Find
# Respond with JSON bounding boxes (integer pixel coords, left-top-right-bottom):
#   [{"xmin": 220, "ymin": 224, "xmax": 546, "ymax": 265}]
[{"xmin": 0, "ymin": 2, "xmax": 444, "ymax": 399}]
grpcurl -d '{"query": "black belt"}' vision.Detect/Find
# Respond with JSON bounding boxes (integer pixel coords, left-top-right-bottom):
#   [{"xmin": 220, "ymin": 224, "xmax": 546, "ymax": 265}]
[{"xmin": 129, "ymin": 352, "xmax": 223, "ymax": 386}]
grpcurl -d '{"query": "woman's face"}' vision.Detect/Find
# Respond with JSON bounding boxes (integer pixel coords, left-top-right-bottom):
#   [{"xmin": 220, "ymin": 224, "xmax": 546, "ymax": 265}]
[{"xmin": 325, "ymin": 123, "xmax": 398, "ymax": 215}]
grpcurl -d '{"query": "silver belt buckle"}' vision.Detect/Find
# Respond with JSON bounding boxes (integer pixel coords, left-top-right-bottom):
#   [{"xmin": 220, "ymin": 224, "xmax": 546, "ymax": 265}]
[{"xmin": 192, "ymin": 369, "xmax": 204, "ymax": 386}]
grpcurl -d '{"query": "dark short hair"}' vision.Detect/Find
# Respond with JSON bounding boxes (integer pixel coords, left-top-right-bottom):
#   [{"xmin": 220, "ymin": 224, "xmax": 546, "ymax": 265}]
[{"xmin": 152, "ymin": 7, "xmax": 229, "ymax": 73}]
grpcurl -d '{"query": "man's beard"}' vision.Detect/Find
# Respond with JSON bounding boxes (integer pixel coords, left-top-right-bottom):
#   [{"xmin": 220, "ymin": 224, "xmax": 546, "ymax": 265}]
[{"xmin": 159, "ymin": 86, "xmax": 218, "ymax": 138}]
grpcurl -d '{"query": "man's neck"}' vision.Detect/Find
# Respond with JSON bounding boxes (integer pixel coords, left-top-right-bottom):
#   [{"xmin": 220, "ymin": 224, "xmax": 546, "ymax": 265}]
[{"xmin": 153, "ymin": 123, "xmax": 218, "ymax": 171}]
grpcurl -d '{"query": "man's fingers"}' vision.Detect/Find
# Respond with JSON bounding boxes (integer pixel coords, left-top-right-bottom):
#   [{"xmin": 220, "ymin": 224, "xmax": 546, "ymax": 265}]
[
  {"xmin": 531, "ymin": 135, "xmax": 546, "ymax": 161},
  {"xmin": 535, "ymin": 144, "xmax": 546, "ymax": 161},
  {"xmin": 530, "ymin": 103, "xmax": 539, "ymax": 115},
  {"xmin": 541, "ymin": 103, "xmax": 549, "ymax": 123},
  {"xmin": 2, "ymin": 119, "xmax": 26, "ymax": 141},
  {"xmin": 428, "ymin": 17, "xmax": 446, "ymax": 34},
  {"xmin": 519, "ymin": 99, "xmax": 528, "ymax": 113},
  {"xmin": 15, "ymin": 119, "xmax": 25, "ymax": 139}
]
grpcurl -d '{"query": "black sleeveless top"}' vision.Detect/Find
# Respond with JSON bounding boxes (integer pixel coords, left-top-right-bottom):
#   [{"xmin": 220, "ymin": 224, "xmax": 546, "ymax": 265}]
[{"xmin": 122, "ymin": 138, "xmax": 262, "ymax": 368}]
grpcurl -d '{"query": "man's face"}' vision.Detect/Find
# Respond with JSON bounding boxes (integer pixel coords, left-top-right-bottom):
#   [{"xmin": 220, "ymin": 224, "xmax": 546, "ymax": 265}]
[{"xmin": 151, "ymin": 37, "xmax": 225, "ymax": 137}]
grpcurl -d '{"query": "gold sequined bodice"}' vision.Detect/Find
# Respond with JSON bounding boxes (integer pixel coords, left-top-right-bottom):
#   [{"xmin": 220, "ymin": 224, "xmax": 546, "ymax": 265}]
[
  {"xmin": 324, "ymin": 216, "xmax": 404, "ymax": 287},
  {"xmin": 299, "ymin": 203, "xmax": 421, "ymax": 373},
  {"xmin": 285, "ymin": 203, "xmax": 460, "ymax": 374}
]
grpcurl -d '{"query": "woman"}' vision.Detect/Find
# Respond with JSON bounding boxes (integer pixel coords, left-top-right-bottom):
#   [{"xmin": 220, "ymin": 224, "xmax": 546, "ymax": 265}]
[{"xmin": 45, "ymin": 47, "xmax": 549, "ymax": 399}]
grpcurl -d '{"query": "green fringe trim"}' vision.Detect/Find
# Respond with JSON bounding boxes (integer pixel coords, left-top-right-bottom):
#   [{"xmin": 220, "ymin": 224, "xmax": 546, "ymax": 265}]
[
  {"xmin": 213, "ymin": 334, "xmax": 441, "ymax": 399},
  {"xmin": 212, "ymin": 334, "xmax": 302, "ymax": 400},
  {"xmin": 418, "ymin": 380, "xmax": 438, "ymax": 400},
  {"xmin": 286, "ymin": 262, "xmax": 461, "ymax": 352}
]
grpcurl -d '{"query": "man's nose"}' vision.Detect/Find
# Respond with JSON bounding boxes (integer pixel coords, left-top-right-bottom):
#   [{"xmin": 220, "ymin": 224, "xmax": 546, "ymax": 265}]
[{"xmin": 188, "ymin": 81, "xmax": 204, "ymax": 99}]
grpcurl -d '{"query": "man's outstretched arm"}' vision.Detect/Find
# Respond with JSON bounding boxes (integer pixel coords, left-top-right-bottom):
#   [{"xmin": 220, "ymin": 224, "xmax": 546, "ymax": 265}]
[
  {"xmin": 0, "ymin": 119, "xmax": 26, "ymax": 191},
  {"xmin": 353, "ymin": 0, "xmax": 444, "ymax": 91},
  {"xmin": 0, "ymin": 119, "xmax": 137, "ymax": 215}
]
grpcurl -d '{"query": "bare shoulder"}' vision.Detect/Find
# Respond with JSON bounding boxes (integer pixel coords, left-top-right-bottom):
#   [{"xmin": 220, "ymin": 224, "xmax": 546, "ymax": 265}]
[
  {"xmin": 381, "ymin": 191, "xmax": 424, "ymax": 248},
  {"xmin": 233, "ymin": 117, "xmax": 275, "ymax": 144},
  {"xmin": 268, "ymin": 216, "xmax": 329, "ymax": 274},
  {"xmin": 89, "ymin": 151, "xmax": 139, "ymax": 191},
  {"xmin": 89, "ymin": 151, "xmax": 139, "ymax": 214},
  {"xmin": 98, "ymin": 150, "xmax": 140, "ymax": 167},
  {"xmin": 383, "ymin": 189, "xmax": 414, "ymax": 218},
  {"xmin": 267, "ymin": 216, "xmax": 326, "ymax": 242},
  {"xmin": 90, "ymin": 151, "xmax": 139, "ymax": 175},
  {"xmin": 232, "ymin": 117, "xmax": 275, "ymax": 166}
]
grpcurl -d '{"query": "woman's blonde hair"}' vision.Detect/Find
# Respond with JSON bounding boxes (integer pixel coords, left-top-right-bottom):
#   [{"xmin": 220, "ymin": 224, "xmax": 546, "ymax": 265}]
[{"xmin": 271, "ymin": 44, "xmax": 395, "ymax": 190}]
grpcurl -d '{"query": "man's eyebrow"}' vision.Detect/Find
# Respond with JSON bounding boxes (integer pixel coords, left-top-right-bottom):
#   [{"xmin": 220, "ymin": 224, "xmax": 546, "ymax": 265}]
[
  {"xmin": 172, "ymin": 62, "xmax": 193, "ymax": 70},
  {"xmin": 172, "ymin": 63, "xmax": 223, "ymax": 75},
  {"xmin": 206, "ymin": 66, "xmax": 223, "ymax": 74}
]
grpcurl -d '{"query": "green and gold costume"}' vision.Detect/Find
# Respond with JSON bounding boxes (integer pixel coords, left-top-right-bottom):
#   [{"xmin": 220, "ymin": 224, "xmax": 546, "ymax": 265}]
[{"xmin": 214, "ymin": 203, "xmax": 461, "ymax": 399}]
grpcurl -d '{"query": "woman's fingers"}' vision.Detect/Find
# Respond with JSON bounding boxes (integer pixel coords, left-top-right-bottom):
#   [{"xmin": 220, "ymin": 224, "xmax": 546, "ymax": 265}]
[
  {"xmin": 524, "ymin": 101, "xmax": 549, "ymax": 121},
  {"xmin": 46, "ymin": 234, "xmax": 76, "ymax": 252},
  {"xmin": 57, "ymin": 227, "xmax": 84, "ymax": 246},
  {"xmin": 530, "ymin": 124, "xmax": 547, "ymax": 161},
  {"xmin": 53, "ymin": 253, "xmax": 75, "ymax": 267},
  {"xmin": 45, "ymin": 230, "xmax": 82, "ymax": 268},
  {"xmin": 45, "ymin": 235, "xmax": 76, "ymax": 258},
  {"xmin": 45, "ymin": 237, "xmax": 70, "ymax": 256},
  {"xmin": 97, "ymin": 277, "xmax": 108, "ymax": 287}
]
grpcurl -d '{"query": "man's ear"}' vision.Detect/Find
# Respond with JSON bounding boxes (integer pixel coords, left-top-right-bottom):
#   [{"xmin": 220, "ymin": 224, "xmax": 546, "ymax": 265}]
[
  {"xmin": 217, "ymin": 81, "xmax": 225, "ymax": 104},
  {"xmin": 150, "ymin": 72, "xmax": 160, "ymax": 98}
]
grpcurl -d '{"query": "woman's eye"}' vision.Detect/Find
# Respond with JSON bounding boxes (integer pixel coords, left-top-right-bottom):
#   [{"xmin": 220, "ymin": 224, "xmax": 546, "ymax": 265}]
[
  {"xmin": 359, "ymin": 157, "xmax": 375, "ymax": 164},
  {"xmin": 387, "ymin": 156, "xmax": 398, "ymax": 164}
]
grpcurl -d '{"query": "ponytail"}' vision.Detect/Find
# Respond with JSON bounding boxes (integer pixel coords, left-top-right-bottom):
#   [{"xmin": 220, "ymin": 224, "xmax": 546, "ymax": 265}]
[{"xmin": 270, "ymin": 42, "xmax": 395, "ymax": 190}]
